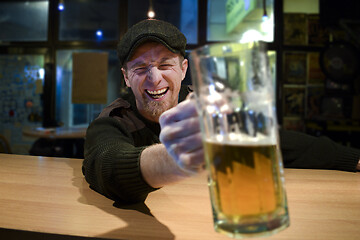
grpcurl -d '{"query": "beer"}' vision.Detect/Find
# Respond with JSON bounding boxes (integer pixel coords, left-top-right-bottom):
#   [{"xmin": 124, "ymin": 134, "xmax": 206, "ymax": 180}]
[
  {"xmin": 190, "ymin": 41, "xmax": 290, "ymax": 238},
  {"xmin": 204, "ymin": 140, "xmax": 289, "ymax": 235}
]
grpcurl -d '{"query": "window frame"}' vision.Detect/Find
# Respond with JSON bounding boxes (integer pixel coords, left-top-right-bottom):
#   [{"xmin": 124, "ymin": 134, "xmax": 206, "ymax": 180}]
[{"xmin": 0, "ymin": 0, "xmax": 279, "ymax": 127}]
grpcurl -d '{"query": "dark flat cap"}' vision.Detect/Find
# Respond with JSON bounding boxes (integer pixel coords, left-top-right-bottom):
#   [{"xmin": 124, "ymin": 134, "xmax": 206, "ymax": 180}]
[{"xmin": 117, "ymin": 19, "xmax": 187, "ymax": 68}]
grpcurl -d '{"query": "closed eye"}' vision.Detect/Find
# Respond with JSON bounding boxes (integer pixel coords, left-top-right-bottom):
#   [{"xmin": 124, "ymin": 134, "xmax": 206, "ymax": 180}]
[
  {"xmin": 133, "ymin": 67, "xmax": 147, "ymax": 74},
  {"xmin": 159, "ymin": 64, "xmax": 173, "ymax": 70}
]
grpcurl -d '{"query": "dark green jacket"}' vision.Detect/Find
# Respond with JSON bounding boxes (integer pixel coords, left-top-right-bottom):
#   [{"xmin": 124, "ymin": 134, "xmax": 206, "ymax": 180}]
[{"xmin": 83, "ymin": 91, "xmax": 360, "ymax": 204}]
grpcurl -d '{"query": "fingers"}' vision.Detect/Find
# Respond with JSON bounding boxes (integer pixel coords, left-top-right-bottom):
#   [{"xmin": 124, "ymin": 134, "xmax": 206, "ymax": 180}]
[
  {"xmin": 161, "ymin": 128, "xmax": 205, "ymax": 175},
  {"xmin": 177, "ymin": 148, "xmax": 205, "ymax": 175},
  {"xmin": 160, "ymin": 116, "xmax": 200, "ymax": 143},
  {"xmin": 164, "ymin": 131, "xmax": 203, "ymax": 156},
  {"xmin": 159, "ymin": 98, "xmax": 200, "ymax": 142},
  {"xmin": 186, "ymin": 91, "xmax": 195, "ymax": 100},
  {"xmin": 159, "ymin": 97, "xmax": 205, "ymax": 175},
  {"xmin": 159, "ymin": 98, "xmax": 198, "ymax": 125}
]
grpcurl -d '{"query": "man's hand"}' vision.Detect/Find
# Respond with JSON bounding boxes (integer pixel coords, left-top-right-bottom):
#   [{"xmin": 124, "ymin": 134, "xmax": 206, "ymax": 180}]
[
  {"xmin": 139, "ymin": 98, "xmax": 205, "ymax": 189},
  {"xmin": 159, "ymin": 98, "xmax": 205, "ymax": 174}
]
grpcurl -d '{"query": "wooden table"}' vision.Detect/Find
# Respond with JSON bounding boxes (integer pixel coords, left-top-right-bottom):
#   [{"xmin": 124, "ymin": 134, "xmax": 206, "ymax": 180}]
[
  {"xmin": 0, "ymin": 154, "xmax": 359, "ymax": 240},
  {"xmin": 23, "ymin": 127, "xmax": 87, "ymax": 158},
  {"xmin": 23, "ymin": 126, "xmax": 87, "ymax": 139}
]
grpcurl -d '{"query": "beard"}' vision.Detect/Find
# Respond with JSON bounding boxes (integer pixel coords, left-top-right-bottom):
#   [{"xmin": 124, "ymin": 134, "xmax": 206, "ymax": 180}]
[{"xmin": 142, "ymin": 95, "xmax": 176, "ymax": 121}]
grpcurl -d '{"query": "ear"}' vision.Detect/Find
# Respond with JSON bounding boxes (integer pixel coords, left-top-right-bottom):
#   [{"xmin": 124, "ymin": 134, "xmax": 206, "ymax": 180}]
[
  {"xmin": 181, "ymin": 58, "xmax": 188, "ymax": 82},
  {"xmin": 121, "ymin": 68, "xmax": 131, "ymax": 87}
]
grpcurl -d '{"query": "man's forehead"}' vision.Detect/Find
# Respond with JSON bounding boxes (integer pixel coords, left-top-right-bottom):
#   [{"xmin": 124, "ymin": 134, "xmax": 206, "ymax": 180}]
[{"xmin": 130, "ymin": 55, "xmax": 176, "ymax": 64}]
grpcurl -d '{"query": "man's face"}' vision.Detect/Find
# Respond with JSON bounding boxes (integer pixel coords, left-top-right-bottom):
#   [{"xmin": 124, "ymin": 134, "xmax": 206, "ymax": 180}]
[{"xmin": 122, "ymin": 42, "xmax": 188, "ymax": 122}]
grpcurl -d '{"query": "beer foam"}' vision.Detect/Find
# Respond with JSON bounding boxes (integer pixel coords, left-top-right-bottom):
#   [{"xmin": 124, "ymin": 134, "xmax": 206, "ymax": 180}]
[{"xmin": 205, "ymin": 132, "xmax": 276, "ymax": 146}]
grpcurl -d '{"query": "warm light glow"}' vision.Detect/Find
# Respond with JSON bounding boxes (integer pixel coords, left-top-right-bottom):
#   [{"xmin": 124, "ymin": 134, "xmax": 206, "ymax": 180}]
[
  {"xmin": 261, "ymin": 13, "xmax": 274, "ymax": 42},
  {"xmin": 147, "ymin": 10, "xmax": 155, "ymax": 18},
  {"xmin": 38, "ymin": 68, "xmax": 45, "ymax": 79},
  {"xmin": 147, "ymin": 0, "xmax": 155, "ymax": 18},
  {"xmin": 238, "ymin": 12, "xmax": 274, "ymax": 43},
  {"xmin": 239, "ymin": 30, "xmax": 263, "ymax": 43}
]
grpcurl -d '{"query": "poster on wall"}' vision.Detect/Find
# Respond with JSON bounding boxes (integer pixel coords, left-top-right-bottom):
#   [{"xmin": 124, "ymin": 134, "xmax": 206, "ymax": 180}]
[
  {"xmin": 72, "ymin": 52, "xmax": 108, "ymax": 104},
  {"xmin": 307, "ymin": 52, "xmax": 326, "ymax": 84},
  {"xmin": 283, "ymin": 13, "xmax": 307, "ymax": 46},
  {"xmin": 283, "ymin": 86, "xmax": 305, "ymax": 117},
  {"xmin": 0, "ymin": 55, "xmax": 44, "ymax": 154},
  {"xmin": 306, "ymin": 86, "xmax": 324, "ymax": 119},
  {"xmin": 283, "ymin": 52, "xmax": 307, "ymax": 84}
]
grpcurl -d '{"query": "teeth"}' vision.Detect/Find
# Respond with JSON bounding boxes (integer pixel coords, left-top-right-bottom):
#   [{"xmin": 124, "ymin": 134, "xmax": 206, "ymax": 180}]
[
  {"xmin": 152, "ymin": 94, "xmax": 164, "ymax": 99},
  {"xmin": 146, "ymin": 88, "xmax": 168, "ymax": 99},
  {"xmin": 147, "ymin": 88, "xmax": 167, "ymax": 95}
]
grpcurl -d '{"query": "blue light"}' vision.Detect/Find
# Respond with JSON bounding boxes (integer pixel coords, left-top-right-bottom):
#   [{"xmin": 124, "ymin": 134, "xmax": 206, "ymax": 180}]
[
  {"xmin": 96, "ymin": 30, "xmax": 103, "ymax": 37},
  {"xmin": 58, "ymin": 3, "xmax": 65, "ymax": 11},
  {"xmin": 244, "ymin": 0, "xmax": 250, "ymax": 10}
]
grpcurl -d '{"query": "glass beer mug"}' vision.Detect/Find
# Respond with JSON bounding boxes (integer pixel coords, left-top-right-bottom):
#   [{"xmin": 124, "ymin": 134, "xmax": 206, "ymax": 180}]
[{"xmin": 189, "ymin": 41, "xmax": 290, "ymax": 238}]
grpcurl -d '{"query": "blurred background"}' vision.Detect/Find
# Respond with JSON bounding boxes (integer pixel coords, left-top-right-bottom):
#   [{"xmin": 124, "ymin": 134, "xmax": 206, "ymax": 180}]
[{"xmin": 0, "ymin": 0, "xmax": 359, "ymax": 158}]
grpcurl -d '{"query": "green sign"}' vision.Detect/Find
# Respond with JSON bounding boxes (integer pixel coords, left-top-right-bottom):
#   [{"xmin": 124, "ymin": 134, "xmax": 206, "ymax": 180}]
[{"xmin": 226, "ymin": 0, "xmax": 256, "ymax": 33}]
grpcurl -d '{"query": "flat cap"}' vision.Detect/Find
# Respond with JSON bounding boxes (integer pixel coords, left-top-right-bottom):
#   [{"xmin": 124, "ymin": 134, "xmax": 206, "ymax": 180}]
[{"xmin": 117, "ymin": 19, "xmax": 187, "ymax": 68}]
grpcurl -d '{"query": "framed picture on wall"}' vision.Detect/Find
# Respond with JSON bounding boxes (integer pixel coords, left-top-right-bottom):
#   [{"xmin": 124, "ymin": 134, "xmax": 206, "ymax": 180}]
[
  {"xmin": 307, "ymin": 14, "xmax": 329, "ymax": 46},
  {"xmin": 307, "ymin": 52, "xmax": 326, "ymax": 85},
  {"xmin": 283, "ymin": 86, "xmax": 306, "ymax": 117},
  {"xmin": 306, "ymin": 86, "xmax": 324, "ymax": 119},
  {"xmin": 283, "ymin": 117, "xmax": 305, "ymax": 131},
  {"xmin": 283, "ymin": 52, "xmax": 307, "ymax": 84},
  {"xmin": 284, "ymin": 13, "xmax": 307, "ymax": 46}
]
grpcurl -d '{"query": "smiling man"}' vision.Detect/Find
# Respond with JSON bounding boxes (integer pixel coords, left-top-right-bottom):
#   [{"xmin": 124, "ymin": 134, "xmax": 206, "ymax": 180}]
[
  {"xmin": 122, "ymin": 41, "xmax": 187, "ymax": 122},
  {"xmin": 82, "ymin": 19, "xmax": 204, "ymax": 204},
  {"xmin": 82, "ymin": 19, "xmax": 360, "ymax": 205}
]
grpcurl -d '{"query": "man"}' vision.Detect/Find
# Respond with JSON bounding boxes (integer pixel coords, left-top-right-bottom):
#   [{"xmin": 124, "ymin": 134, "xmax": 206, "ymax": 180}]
[{"xmin": 82, "ymin": 19, "xmax": 360, "ymax": 204}]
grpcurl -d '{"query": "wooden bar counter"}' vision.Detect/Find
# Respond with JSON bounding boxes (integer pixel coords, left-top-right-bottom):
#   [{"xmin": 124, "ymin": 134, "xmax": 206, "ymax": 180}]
[{"xmin": 0, "ymin": 153, "xmax": 359, "ymax": 240}]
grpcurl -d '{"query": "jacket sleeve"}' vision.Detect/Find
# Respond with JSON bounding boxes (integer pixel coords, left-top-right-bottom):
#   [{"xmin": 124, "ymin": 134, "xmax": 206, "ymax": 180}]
[
  {"xmin": 279, "ymin": 129, "xmax": 360, "ymax": 172},
  {"xmin": 82, "ymin": 117, "xmax": 158, "ymax": 204}
]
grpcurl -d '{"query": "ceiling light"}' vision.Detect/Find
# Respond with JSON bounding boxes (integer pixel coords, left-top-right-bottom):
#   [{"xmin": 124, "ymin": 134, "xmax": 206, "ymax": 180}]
[{"xmin": 147, "ymin": 0, "xmax": 155, "ymax": 19}]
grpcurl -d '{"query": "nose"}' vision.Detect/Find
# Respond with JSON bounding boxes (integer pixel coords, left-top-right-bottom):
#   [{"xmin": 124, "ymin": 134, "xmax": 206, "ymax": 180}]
[{"xmin": 147, "ymin": 66, "xmax": 161, "ymax": 85}]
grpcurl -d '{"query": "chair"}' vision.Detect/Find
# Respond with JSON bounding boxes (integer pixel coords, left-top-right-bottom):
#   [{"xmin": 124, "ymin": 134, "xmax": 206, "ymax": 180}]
[{"xmin": 0, "ymin": 134, "xmax": 12, "ymax": 154}]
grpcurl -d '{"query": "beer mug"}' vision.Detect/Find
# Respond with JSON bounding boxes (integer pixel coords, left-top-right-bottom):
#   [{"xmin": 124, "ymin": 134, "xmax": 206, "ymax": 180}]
[{"xmin": 189, "ymin": 42, "xmax": 289, "ymax": 238}]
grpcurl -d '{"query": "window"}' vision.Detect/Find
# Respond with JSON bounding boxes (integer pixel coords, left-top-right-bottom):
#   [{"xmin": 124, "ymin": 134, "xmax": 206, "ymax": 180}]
[
  {"xmin": 56, "ymin": 50, "xmax": 122, "ymax": 127},
  {"xmin": 59, "ymin": 0, "xmax": 119, "ymax": 41},
  {"xmin": 128, "ymin": 0, "xmax": 198, "ymax": 44},
  {"xmin": 0, "ymin": 1, "xmax": 49, "ymax": 42},
  {"xmin": 207, "ymin": 0, "xmax": 274, "ymax": 43}
]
